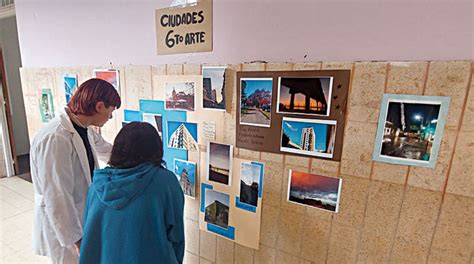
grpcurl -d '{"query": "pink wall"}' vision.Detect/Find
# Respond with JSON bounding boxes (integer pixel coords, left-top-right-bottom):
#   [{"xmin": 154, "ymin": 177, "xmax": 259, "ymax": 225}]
[{"xmin": 15, "ymin": 0, "xmax": 473, "ymax": 68}]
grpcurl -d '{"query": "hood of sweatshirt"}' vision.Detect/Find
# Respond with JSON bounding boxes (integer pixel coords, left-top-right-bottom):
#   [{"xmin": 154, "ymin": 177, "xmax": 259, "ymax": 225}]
[{"xmin": 92, "ymin": 163, "xmax": 156, "ymax": 210}]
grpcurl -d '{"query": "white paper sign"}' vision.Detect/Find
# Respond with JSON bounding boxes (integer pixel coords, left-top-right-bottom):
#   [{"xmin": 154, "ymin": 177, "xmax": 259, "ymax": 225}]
[{"xmin": 203, "ymin": 121, "xmax": 216, "ymax": 140}]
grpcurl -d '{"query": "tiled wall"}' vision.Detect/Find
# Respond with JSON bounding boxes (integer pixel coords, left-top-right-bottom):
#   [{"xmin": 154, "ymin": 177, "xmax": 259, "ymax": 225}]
[{"xmin": 20, "ymin": 61, "xmax": 474, "ymax": 263}]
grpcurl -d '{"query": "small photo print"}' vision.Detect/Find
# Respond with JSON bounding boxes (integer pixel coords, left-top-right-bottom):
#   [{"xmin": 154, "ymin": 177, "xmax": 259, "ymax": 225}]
[
  {"xmin": 40, "ymin": 88, "xmax": 55, "ymax": 123},
  {"xmin": 174, "ymin": 159, "xmax": 197, "ymax": 198},
  {"xmin": 142, "ymin": 113, "xmax": 163, "ymax": 136},
  {"xmin": 280, "ymin": 117, "xmax": 337, "ymax": 158},
  {"xmin": 287, "ymin": 170, "xmax": 342, "ymax": 213},
  {"xmin": 63, "ymin": 74, "xmax": 78, "ymax": 104},
  {"xmin": 373, "ymin": 94, "xmax": 450, "ymax": 168},
  {"xmin": 204, "ymin": 189, "xmax": 230, "ymax": 229},
  {"xmin": 93, "ymin": 69, "xmax": 120, "ymax": 90},
  {"xmin": 277, "ymin": 76, "xmax": 333, "ymax": 116},
  {"xmin": 165, "ymin": 82, "xmax": 195, "ymax": 111},
  {"xmin": 239, "ymin": 163, "xmax": 262, "ymax": 207},
  {"xmin": 207, "ymin": 142, "xmax": 233, "ymax": 185},
  {"xmin": 167, "ymin": 121, "xmax": 198, "ymax": 151},
  {"xmin": 203, "ymin": 66, "xmax": 226, "ymax": 110},
  {"xmin": 240, "ymin": 78, "xmax": 273, "ymax": 127}
]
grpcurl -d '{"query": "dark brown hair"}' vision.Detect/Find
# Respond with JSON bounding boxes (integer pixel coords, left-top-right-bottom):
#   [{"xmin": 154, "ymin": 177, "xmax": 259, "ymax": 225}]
[
  {"xmin": 108, "ymin": 122, "xmax": 164, "ymax": 169},
  {"xmin": 68, "ymin": 78, "xmax": 121, "ymax": 116}
]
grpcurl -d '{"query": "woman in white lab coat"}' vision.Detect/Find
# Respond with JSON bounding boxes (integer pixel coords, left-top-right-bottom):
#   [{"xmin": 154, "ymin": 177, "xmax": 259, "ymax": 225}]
[{"xmin": 30, "ymin": 78, "xmax": 121, "ymax": 264}]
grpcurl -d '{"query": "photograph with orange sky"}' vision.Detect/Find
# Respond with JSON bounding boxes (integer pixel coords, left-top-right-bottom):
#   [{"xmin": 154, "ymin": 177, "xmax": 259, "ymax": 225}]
[
  {"xmin": 287, "ymin": 170, "xmax": 341, "ymax": 212},
  {"xmin": 94, "ymin": 69, "xmax": 119, "ymax": 90},
  {"xmin": 277, "ymin": 77, "xmax": 333, "ymax": 116}
]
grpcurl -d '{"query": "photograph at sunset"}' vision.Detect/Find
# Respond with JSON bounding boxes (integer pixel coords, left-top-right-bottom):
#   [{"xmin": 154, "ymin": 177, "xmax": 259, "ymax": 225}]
[
  {"xmin": 93, "ymin": 69, "xmax": 120, "ymax": 90},
  {"xmin": 277, "ymin": 76, "xmax": 333, "ymax": 116},
  {"xmin": 287, "ymin": 170, "xmax": 342, "ymax": 212}
]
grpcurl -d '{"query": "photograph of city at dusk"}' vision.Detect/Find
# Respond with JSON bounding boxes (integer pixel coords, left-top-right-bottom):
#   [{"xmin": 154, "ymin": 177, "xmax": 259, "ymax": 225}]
[
  {"xmin": 381, "ymin": 101, "xmax": 440, "ymax": 161},
  {"xmin": 373, "ymin": 94, "xmax": 450, "ymax": 168}
]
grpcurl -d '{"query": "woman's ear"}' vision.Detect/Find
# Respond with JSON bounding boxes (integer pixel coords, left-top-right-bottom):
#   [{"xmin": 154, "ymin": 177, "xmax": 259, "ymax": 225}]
[{"xmin": 95, "ymin": 101, "xmax": 106, "ymax": 112}]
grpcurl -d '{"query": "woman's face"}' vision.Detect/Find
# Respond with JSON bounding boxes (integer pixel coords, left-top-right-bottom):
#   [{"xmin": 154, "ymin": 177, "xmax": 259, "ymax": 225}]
[{"xmin": 93, "ymin": 102, "xmax": 116, "ymax": 127}]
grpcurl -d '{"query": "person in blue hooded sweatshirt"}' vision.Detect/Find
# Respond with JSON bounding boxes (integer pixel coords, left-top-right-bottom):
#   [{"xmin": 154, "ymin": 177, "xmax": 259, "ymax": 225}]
[{"xmin": 79, "ymin": 122, "xmax": 185, "ymax": 264}]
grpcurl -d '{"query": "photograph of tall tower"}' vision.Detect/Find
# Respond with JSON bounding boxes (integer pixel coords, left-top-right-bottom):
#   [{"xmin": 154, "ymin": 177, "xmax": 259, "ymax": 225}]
[
  {"xmin": 300, "ymin": 127, "xmax": 316, "ymax": 151},
  {"xmin": 167, "ymin": 121, "xmax": 198, "ymax": 151},
  {"xmin": 280, "ymin": 117, "xmax": 337, "ymax": 158},
  {"xmin": 174, "ymin": 159, "xmax": 197, "ymax": 198}
]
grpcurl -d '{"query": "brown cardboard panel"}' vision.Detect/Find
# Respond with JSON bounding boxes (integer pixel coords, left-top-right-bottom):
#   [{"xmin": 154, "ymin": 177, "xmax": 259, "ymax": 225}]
[
  {"xmin": 236, "ymin": 70, "xmax": 351, "ymax": 161},
  {"xmin": 155, "ymin": 0, "xmax": 213, "ymax": 55}
]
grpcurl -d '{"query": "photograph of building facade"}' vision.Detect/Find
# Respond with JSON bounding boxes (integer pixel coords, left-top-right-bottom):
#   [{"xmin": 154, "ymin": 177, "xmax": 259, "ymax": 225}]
[
  {"xmin": 239, "ymin": 162, "xmax": 261, "ymax": 207},
  {"xmin": 167, "ymin": 121, "xmax": 198, "ymax": 151},
  {"xmin": 39, "ymin": 88, "xmax": 55, "ymax": 123},
  {"xmin": 165, "ymin": 82, "xmax": 195, "ymax": 111},
  {"xmin": 204, "ymin": 189, "xmax": 230, "ymax": 229},
  {"xmin": 174, "ymin": 159, "xmax": 196, "ymax": 198},
  {"xmin": 63, "ymin": 74, "xmax": 77, "ymax": 104},
  {"xmin": 203, "ymin": 67, "xmax": 226, "ymax": 110},
  {"xmin": 142, "ymin": 113, "xmax": 163, "ymax": 136}
]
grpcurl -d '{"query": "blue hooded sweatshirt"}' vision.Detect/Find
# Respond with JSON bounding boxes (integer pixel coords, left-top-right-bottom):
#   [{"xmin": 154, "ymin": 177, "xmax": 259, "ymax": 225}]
[{"xmin": 79, "ymin": 163, "xmax": 185, "ymax": 264}]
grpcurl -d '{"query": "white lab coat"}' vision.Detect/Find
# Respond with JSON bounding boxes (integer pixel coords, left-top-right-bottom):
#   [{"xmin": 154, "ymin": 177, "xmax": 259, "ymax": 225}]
[{"xmin": 30, "ymin": 109, "xmax": 112, "ymax": 263}]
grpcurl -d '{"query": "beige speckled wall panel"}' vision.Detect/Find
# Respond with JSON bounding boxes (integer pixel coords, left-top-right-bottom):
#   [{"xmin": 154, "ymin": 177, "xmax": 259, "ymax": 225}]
[{"xmin": 19, "ymin": 60, "xmax": 474, "ymax": 264}]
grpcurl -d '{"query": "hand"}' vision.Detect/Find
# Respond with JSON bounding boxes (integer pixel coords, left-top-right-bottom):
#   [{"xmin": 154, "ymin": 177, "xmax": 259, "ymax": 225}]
[{"xmin": 74, "ymin": 239, "xmax": 82, "ymax": 256}]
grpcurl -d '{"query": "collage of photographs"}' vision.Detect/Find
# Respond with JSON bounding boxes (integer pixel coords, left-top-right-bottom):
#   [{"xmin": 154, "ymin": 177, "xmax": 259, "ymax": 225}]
[
  {"xmin": 202, "ymin": 141, "xmax": 265, "ymax": 231},
  {"xmin": 115, "ymin": 67, "xmax": 228, "ymax": 199},
  {"xmin": 239, "ymin": 75, "xmax": 338, "ymax": 159}
]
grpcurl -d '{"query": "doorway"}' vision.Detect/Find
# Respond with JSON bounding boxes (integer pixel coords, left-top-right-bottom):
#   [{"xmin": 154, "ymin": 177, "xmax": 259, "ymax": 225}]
[{"xmin": 0, "ymin": 48, "xmax": 18, "ymax": 177}]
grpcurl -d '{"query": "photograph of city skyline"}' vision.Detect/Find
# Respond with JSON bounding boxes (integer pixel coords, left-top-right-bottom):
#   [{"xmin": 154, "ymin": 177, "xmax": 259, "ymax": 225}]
[
  {"xmin": 277, "ymin": 77, "xmax": 333, "ymax": 116},
  {"xmin": 280, "ymin": 117, "xmax": 337, "ymax": 158},
  {"xmin": 240, "ymin": 78, "xmax": 273, "ymax": 127},
  {"xmin": 380, "ymin": 100, "xmax": 441, "ymax": 162}
]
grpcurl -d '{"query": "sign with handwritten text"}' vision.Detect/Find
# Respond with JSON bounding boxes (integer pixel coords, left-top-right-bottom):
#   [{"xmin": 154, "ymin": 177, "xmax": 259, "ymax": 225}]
[{"xmin": 155, "ymin": 0, "xmax": 213, "ymax": 55}]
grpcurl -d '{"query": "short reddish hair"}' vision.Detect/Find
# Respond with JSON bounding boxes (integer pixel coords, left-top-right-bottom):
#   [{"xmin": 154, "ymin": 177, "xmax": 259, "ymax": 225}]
[{"xmin": 68, "ymin": 78, "xmax": 121, "ymax": 116}]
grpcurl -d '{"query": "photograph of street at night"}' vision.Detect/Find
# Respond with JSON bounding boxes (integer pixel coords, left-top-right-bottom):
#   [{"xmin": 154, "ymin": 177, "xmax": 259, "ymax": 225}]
[{"xmin": 380, "ymin": 101, "xmax": 441, "ymax": 162}]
